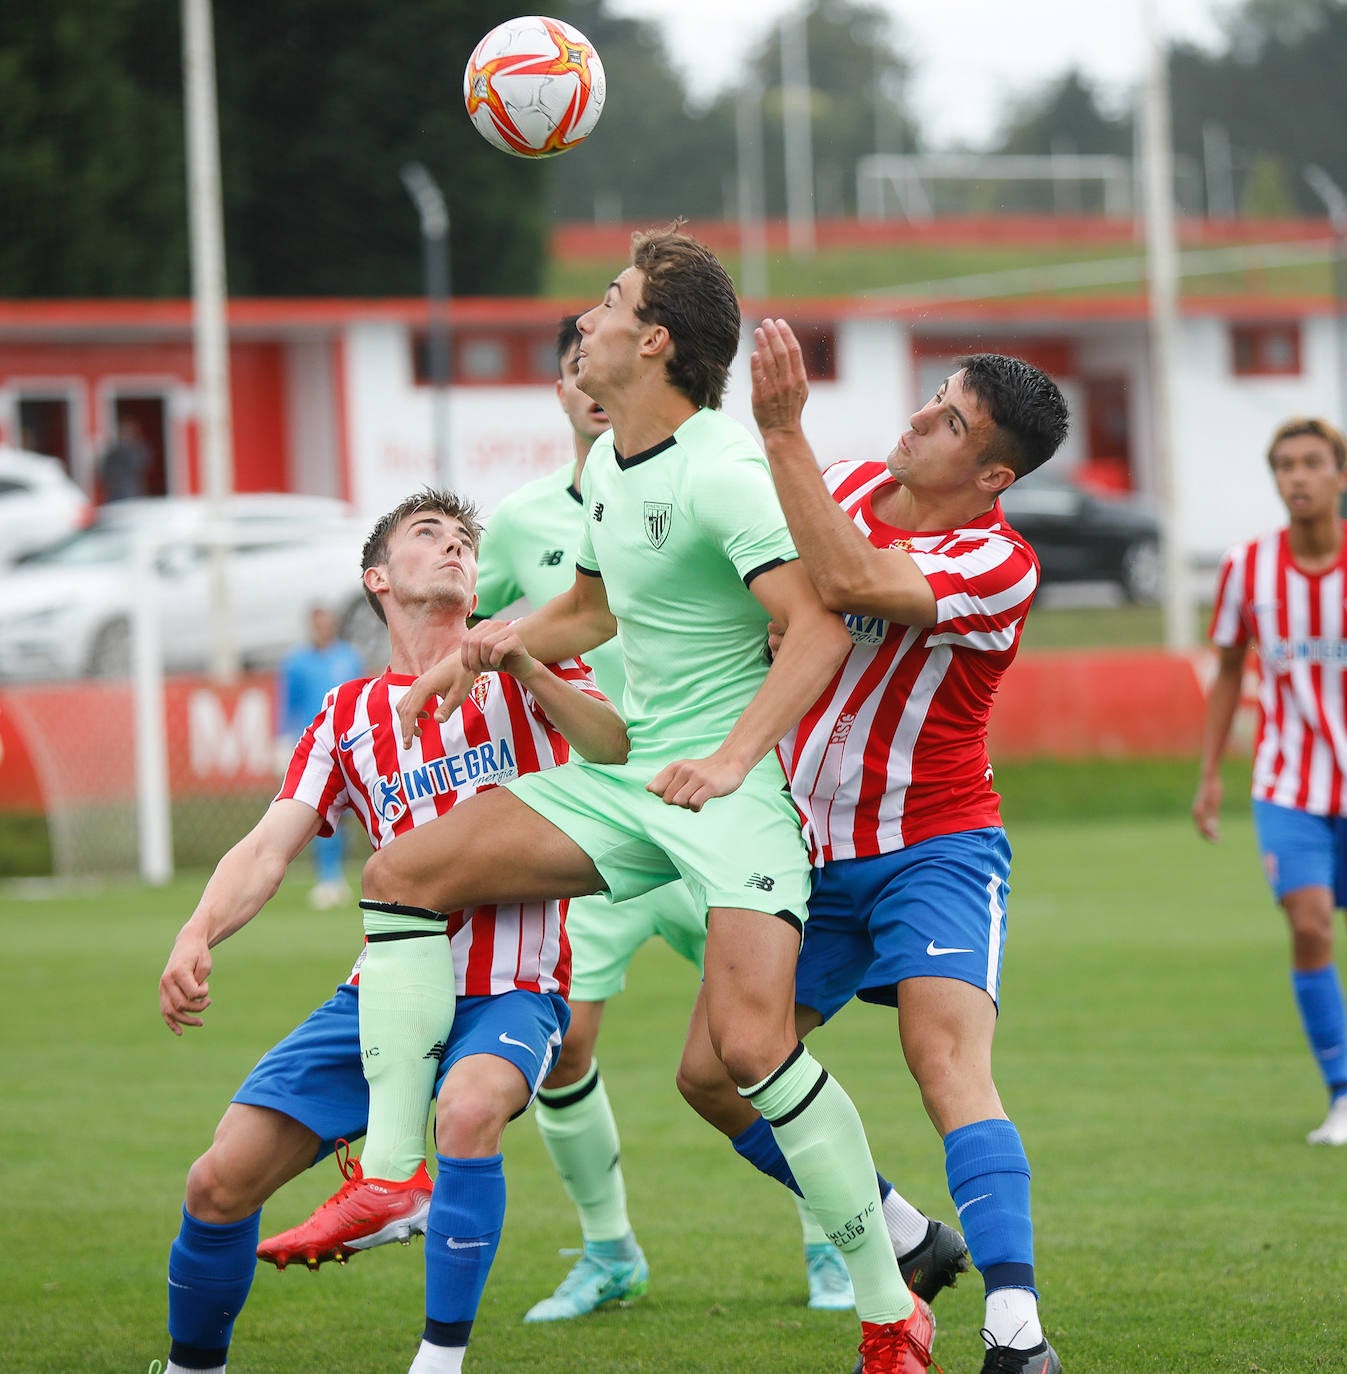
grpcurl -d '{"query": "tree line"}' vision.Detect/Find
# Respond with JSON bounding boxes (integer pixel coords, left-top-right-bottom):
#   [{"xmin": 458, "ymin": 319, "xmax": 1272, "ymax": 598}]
[{"xmin": 2, "ymin": 0, "xmax": 1344, "ymax": 299}]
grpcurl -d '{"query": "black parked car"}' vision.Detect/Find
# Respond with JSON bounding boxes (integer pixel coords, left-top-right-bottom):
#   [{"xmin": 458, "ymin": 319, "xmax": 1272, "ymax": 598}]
[{"xmin": 997, "ymin": 472, "xmax": 1163, "ymax": 604}]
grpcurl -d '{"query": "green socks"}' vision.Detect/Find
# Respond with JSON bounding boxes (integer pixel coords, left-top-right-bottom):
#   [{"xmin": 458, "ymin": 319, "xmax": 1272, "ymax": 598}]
[
  {"xmin": 745, "ymin": 1045, "xmax": 909, "ymax": 1326},
  {"xmin": 534, "ymin": 1059, "xmax": 632, "ymax": 1243},
  {"xmin": 357, "ymin": 901, "xmax": 456, "ymax": 1180}
]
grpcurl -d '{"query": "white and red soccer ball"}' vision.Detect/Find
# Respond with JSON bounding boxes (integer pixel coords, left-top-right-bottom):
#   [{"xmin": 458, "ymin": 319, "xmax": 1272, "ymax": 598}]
[{"xmin": 463, "ymin": 15, "xmax": 605, "ymax": 159}]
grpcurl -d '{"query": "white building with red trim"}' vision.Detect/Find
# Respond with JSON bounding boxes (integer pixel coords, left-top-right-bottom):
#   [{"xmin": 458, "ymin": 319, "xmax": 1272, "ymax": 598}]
[{"xmin": 0, "ymin": 220, "xmax": 1339, "ymax": 566}]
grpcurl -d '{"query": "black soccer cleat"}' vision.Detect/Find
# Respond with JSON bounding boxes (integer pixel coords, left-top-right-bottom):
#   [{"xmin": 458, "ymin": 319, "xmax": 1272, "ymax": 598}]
[
  {"xmin": 979, "ymin": 1337, "xmax": 1062, "ymax": 1374},
  {"xmin": 897, "ymin": 1219, "xmax": 971, "ymax": 1303}
]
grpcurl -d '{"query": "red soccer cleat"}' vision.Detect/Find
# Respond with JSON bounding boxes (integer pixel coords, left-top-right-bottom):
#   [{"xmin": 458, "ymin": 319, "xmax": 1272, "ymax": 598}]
[
  {"xmin": 856, "ymin": 1296, "xmax": 937, "ymax": 1373},
  {"xmin": 256, "ymin": 1140, "xmax": 434, "ymax": 1272}
]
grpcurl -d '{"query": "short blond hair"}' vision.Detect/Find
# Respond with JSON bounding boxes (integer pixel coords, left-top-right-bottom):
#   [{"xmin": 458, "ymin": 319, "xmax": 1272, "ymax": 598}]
[{"xmin": 1267, "ymin": 416, "xmax": 1347, "ymax": 470}]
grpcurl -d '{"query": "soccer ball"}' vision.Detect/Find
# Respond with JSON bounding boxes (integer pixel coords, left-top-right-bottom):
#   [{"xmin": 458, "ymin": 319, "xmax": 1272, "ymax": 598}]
[{"xmin": 463, "ymin": 16, "xmax": 605, "ymax": 159}]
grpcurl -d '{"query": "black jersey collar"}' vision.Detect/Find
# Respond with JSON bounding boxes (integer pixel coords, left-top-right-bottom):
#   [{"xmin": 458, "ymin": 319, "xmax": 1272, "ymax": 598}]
[{"xmin": 614, "ymin": 435, "xmax": 677, "ymax": 471}]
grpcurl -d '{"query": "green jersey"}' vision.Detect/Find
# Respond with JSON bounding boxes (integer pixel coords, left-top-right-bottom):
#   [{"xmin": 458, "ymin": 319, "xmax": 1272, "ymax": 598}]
[
  {"xmin": 576, "ymin": 407, "xmax": 798, "ymax": 763},
  {"xmin": 475, "ymin": 461, "xmax": 626, "ymax": 703}
]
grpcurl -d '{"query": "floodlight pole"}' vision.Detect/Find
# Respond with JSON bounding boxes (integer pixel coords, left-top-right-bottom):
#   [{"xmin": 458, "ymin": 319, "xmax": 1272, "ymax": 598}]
[
  {"xmin": 735, "ymin": 83, "xmax": 769, "ymax": 301},
  {"xmin": 780, "ymin": 12, "xmax": 816, "ymax": 258},
  {"xmin": 1305, "ymin": 164, "xmax": 1347, "ymax": 432},
  {"xmin": 401, "ymin": 162, "xmax": 452, "ymax": 491},
  {"xmin": 182, "ymin": 0, "xmax": 238, "ymax": 678},
  {"xmin": 1140, "ymin": 0, "xmax": 1193, "ymax": 651}
]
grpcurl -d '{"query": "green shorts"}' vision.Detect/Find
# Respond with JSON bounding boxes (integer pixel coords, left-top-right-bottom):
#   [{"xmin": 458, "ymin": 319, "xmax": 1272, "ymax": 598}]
[
  {"xmin": 507, "ymin": 753, "xmax": 811, "ymax": 926},
  {"xmin": 565, "ymin": 880, "xmax": 706, "ymax": 1003}
]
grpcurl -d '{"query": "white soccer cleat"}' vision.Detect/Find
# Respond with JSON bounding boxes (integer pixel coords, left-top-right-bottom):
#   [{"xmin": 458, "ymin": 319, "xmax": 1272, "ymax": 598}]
[{"xmin": 1307, "ymin": 1096, "xmax": 1347, "ymax": 1145}]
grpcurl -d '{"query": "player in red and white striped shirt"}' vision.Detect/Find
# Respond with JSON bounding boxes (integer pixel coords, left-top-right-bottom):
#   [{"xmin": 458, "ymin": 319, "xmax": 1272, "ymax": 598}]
[
  {"xmin": 1195, "ymin": 416, "xmax": 1347, "ymax": 1147},
  {"xmin": 678, "ymin": 323, "xmax": 1069, "ymax": 1374},
  {"xmin": 156, "ymin": 489, "xmax": 628, "ymax": 1374}
]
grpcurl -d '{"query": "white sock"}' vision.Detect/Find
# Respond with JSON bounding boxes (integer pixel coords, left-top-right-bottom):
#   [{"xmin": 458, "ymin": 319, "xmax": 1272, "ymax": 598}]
[
  {"xmin": 407, "ymin": 1339, "xmax": 465, "ymax": 1374},
  {"xmin": 983, "ymin": 1286, "xmax": 1044, "ymax": 1349},
  {"xmin": 881, "ymin": 1188, "xmax": 931, "ymax": 1257},
  {"xmin": 166, "ymin": 1364, "xmax": 224, "ymax": 1374}
]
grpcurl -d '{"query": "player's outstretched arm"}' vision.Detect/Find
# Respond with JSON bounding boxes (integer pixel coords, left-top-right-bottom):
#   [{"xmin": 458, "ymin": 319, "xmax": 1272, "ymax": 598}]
[
  {"xmin": 159, "ymin": 798, "xmax": 322, "ymax": 1035},
  {"xmin": 1193, "ymin": 643, "xmax": 1246, "ymax": 844},
  {"xmin": 463, "ymin": 618, "xmax": 628, "ymax": 764},
  {"xmin": 649, "ymin": 560, "xmax": 852, "ymax": 811},
  {"xmin": 751, "ymin": 316, "xmax": 936, "ymax": 627}
]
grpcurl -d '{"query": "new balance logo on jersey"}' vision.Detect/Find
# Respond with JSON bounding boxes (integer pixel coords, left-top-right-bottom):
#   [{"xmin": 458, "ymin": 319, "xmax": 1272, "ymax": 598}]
[
  {"xmin": 744, "ymin": 873, "xmax": 776, "ymax": 891},
  {"xmin": 644, "ymin": 501, "xmax": 672, "ymax": 549},
  {"xmin": 538, "ymin": 548, "xmax": 565, "ymax": 567},
  {"xmin": 592, "ymin": 501, "xmax": 605, "ymax": 522}
]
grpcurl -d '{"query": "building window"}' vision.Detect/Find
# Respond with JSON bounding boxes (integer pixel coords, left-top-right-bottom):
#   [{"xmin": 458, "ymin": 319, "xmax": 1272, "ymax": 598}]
[
  {"xmin": 791, "ymin": 324, "xmax": 838, "ymax": 381},
  {"xmin": 1231, "ymin": 322, "xmax": 1301, "ymax": 377},
  {"xmin": 411, "ymin": 326, "xmax": 558, "ymax": 386}
]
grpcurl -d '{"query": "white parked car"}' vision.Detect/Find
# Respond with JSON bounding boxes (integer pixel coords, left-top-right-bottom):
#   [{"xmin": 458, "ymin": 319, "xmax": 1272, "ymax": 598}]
[
  {"xmin": 0, "ymin": 493, "xmax": 386, "ymax": 680},
  {"xmin": 0, "ymin": 447, "xmax": 92, "ymax": 566}
]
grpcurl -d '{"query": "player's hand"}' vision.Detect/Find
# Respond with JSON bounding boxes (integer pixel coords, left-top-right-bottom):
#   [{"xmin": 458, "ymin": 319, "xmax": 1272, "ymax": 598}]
[
  {"xmin": 647, "ymin": 753, "xmax": 750, "ymax": 812},
  {"xmin": 159, "ymin": 935, "xmax": 214, "ymax": 1036},
  {"xmin": 1192, "ymin": 777, "xmax": 1222, "ymax": 843},
  {"xmin": 396, "ymin": 655, "xmax": 476, "ymax": 746},
  {"xmin": 461, "ymin": 619, "xmax": 540, "ymax": 685},
  {"xmin": 750, "ymin": 317, "xmax": 809, "ymax": 436}
]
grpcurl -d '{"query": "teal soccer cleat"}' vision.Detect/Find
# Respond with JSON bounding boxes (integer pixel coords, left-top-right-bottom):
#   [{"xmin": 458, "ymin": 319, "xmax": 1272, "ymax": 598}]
[
  {"xmin": 523, "ymin": 1244, "xmax": 650, "ymax": 1322},
  {"xmin": 804, "ymin": 1241, "xmax": 856, "ymax": 1310}
]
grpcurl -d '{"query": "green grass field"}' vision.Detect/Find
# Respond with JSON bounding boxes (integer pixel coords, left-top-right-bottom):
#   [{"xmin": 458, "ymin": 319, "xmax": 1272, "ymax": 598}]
[{"xmin": 4, "ymin": 800, "xmax": 1342, "ymax": 1374}]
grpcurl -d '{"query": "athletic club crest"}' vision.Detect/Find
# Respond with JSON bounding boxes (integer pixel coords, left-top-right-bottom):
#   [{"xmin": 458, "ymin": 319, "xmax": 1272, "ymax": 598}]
[{"xmin": 644, "ymin": 501, "xmax": 672, "ymax": 549}]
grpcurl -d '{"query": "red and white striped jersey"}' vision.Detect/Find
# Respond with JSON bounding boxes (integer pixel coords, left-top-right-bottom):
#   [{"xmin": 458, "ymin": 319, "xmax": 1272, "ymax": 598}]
[
  {"xmin": 1209, "ymin": 526, "xmax": 1347, "ymax": 816},
  {"xmin": 779, "ymin": 460, "xmax": 1039, "ymax": 864},
  {"xmin": 279, "ymin": 658, "xmax": 606, "ymax": 996}
]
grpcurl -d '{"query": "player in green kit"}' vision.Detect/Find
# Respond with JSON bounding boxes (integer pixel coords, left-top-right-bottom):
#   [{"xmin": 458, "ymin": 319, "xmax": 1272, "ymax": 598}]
[
  {"xmin": 292, "ymin": 226, "xmax": 935, "ymax": 1374},
  {"xmin": 474, "ymin": 315, "xmax": 856, "ymax": 1319}
]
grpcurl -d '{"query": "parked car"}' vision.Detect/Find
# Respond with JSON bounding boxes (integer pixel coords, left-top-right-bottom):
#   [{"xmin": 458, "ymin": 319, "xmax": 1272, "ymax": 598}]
[
  {"xmin": 0, "ymin": 447, "xmax": 91, "ymax": 567},
  {"xmin": 0, "ymin": 494, "xmax": 385, "ymax": 680},
  {"xmin": 998, "ymin": 471, "xmax": 1163, "ymax": 604}
]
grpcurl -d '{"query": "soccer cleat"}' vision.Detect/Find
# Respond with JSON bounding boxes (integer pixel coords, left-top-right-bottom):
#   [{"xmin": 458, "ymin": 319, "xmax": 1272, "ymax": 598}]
[
  {"xmin": 804, "ymin": 1241, "xmax": 856, "ymax": 1310},
  {"xmin": 898, "ymin": 1219, "xmax": 971, "ymax": 1303},
  {"xmin": 256, "ymin": 1141, "xmax": 433, "ymax": 1271},
  {"xmin": 1307, "ymin": 1095, "xmax": 1347, "ymax": 1145},
  {"xmin": 855, "ymin": 1297, "xmax": 936, "ymax": 1373},
  {"xmin": 522, "ymin": 1245, "xmax": 649, "ymax": 1322},
  {"xmin": 979, "ymin": 1336, "xmax": 1062, "ymax": 1373}
]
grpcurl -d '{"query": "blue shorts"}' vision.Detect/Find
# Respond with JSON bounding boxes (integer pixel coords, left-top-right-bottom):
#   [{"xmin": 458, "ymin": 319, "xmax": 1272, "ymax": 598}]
[
  {"xmin": 233, "ymin": 983, "xmax": 570, "ymax": 1161},
  {"xmin": 795, "ymin": 828, "xmax": 1012, "ymax": 1022},
  {"xmin": 1252, "ymin": 799, "xmax": 1347, "ymax": 903}
]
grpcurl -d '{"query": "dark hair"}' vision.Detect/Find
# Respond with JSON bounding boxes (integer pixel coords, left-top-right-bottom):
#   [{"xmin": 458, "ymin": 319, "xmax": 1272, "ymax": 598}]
[
  {"xmin": 630, "ymin": 222, "xmax": 740, "ymax": 409},
  {"xmin": 360, "ymin": 487, "xmax": 483, "ymax": 623},
  {"xmin": 1266, "ymin": 416, "xmax": 1347, "ymax": 470},
  {"xmin": 555, "ymin": 314, "xmax": 582, "ymax": 371},
  {"xmin": 957, "ymin": 354, "xmax": 1070, "ymax": 478}
]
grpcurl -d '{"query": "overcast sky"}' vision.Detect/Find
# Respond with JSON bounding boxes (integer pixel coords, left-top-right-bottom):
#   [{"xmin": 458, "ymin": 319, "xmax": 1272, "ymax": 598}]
[{"xmin": 602, "ymin": 0, "xmax": 1230, "ymax": 148}]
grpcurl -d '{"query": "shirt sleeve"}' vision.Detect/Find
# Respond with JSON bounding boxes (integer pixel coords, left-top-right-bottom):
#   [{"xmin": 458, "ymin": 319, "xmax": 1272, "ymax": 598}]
[
  {"xmin": 686, "ymin": 439, "xmax": 798, "ymax": 583},
  {"xmin": 474, "ymin": 503, "xmax": 527, "ymax": 617},
  {"xmin": 1208, "ymin": 545, "xmax": 1249, "ymax": 648},
  {"xmin": 275, "ymin": 688, "xmax": 350, "ymax": 837},
  {"xmin": 913, "ymin": 532, "xmax": 1039, "ymax": 653}
]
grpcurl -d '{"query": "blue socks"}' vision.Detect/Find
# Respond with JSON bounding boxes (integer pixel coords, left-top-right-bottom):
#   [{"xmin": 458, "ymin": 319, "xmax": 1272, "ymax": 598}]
[
  {"xmin": 945, "ymin": 1118, "xmax": 1035, "ymax": 1296},
  {"xmin": 167, "ymin": 1208, "xmax": 260, "ymax": 1367},
  {"xmin": 1291, "ymin": 966, "xmax": 1347, "ymax": 1099},
  {"xmin": 422, "ymin": 1154, "xmax": 506, "ymax": 1350}
]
